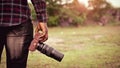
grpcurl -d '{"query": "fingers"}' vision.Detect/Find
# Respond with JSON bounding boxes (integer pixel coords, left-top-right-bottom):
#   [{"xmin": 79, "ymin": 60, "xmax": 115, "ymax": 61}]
[
  {"xmin": 29, "ymin": 40, "xmax": 37, "ymax": 51},
  {"xmin": 38, "ymin": 32, "xmax": 48, "ymax": 42},
  {"xmin": 35, "ymin": 22, "xmax": 48, "ymax": 42},
  {"xmin": 29, "ymin": 35, "xmax": 37, "ymax": 52}
]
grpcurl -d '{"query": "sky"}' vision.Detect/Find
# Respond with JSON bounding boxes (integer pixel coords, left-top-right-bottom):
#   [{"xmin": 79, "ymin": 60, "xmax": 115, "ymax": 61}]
[
  {"xmin": 78, "ymin": 0, "xmax": 120, "ymax": 8},
  {"xmin": 28, "ymin": 0, "xmax": 120, "ymax": 8},
  {"xmin": 107, "ymin": 0, "xmax": 120, "ymax": 8}
]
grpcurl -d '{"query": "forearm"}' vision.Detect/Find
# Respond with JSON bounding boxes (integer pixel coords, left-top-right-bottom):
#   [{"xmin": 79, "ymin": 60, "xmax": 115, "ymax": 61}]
[{"xmin": 31, "ymin": 0, "xmax": 48, "ymax": 23}]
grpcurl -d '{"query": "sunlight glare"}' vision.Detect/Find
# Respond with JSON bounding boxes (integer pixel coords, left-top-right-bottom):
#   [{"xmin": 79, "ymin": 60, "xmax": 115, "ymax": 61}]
[{"xmin": 78, "ymin": 0, "xmax": 89, "ymax": 7}]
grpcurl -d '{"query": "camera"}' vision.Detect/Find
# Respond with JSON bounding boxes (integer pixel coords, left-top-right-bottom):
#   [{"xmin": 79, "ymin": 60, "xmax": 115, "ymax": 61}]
[
  {"xmin": 36, "ymin": 42, "xmax": 64, "ymax": 62},
  {"xmin": 29, "ymin": 33, "xmax": 64, "ymax": 62}
]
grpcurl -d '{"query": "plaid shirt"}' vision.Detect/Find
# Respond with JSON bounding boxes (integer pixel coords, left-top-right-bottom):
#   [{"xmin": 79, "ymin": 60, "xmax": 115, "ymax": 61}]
[{"xmin": 0, "ymin": 0, "xmax": 47, "ymax": 27}]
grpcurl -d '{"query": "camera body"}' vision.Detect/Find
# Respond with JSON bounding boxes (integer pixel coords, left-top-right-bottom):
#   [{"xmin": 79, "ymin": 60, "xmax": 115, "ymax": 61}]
[{"xmin": 37, "ymin": 42, "xmax": 64, "ymax": 62}]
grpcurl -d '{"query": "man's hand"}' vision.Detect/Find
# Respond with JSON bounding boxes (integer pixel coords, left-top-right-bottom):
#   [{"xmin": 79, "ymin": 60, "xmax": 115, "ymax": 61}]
[
  {"xmin": 35, "ymin": 22, "xmax": 48, "ymax": 42},
  {"xmin": 29, "ymin": 22, "xmax": 48, "ymax": 51}
]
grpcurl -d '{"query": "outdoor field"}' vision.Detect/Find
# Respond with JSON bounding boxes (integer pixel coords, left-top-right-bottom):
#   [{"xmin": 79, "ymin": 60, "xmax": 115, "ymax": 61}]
[{"xmin": 0, "ymin": 26, "xmax": 120, "ymax": 68}]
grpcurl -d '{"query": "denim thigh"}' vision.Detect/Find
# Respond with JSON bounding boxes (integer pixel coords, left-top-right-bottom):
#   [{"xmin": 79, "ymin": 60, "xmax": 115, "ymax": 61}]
[{"xmin": 5, "ymin": 20, "xmax": 33, "ymax": 68}]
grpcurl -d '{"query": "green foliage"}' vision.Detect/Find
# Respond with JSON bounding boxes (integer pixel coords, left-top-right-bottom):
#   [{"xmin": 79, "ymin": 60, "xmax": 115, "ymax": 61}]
[
  {"xmin": 60, "ymin": 8, "xmax": 87, "ymax": 25},
  {"xmin": 46, "ymin": 0, "xmax": 62, "ymax": 16},
  {"xmin": 47, "ymin": 16, "xmax": 59, "ymax": 27},
  {"xmin": 74, "ymin": 13, "xmax": 87, "ymax": 25},
  {"xmin": 47, "ymin": 7, "xmax": 87, "ymax": 27},
  {"xmin": 47, "ymin": 7, "xmax": 60, "ymax": 16},
  {"xmin": 28, "ymin": 3, "xmax": 37, "ymax": 20}
]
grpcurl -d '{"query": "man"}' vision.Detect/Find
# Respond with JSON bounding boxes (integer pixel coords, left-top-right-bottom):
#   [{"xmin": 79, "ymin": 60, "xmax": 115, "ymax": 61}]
[{"xmin": 0, "ymin": 0, "xmax": 48, "ymax": 68}]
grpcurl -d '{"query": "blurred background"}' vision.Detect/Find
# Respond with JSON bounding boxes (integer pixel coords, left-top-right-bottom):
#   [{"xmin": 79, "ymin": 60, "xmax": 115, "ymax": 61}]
[
  {"xmin": 29, "ymin": 0, "xmax": 120, "ymax": 27},
  {"xmin": 0, "ymin": 0, "xmax": 120, "ymax": 68}
]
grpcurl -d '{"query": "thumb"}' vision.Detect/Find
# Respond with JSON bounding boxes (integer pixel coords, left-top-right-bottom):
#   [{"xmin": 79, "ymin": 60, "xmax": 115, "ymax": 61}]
[{"xmin": 35, "ymin": 25, "xmax": 40, "ymax": 34}]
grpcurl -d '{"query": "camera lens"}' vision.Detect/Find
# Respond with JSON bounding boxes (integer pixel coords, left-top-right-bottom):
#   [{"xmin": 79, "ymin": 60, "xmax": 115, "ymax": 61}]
[{"xmin": 37, "ymin": 43, "xmax": 64, "ymax": 62}]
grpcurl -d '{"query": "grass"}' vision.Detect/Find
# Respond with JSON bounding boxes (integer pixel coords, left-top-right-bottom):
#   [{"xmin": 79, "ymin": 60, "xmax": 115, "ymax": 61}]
[{"xmin": 0, "ymin": 26, "xmax": 120, "ymax": 68}]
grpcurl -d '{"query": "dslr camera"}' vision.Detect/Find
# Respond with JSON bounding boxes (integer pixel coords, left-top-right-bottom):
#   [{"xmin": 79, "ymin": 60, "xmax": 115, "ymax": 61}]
[{"xmin": 29, "ymin": 33, "xmax": 64, "ymax": 62}]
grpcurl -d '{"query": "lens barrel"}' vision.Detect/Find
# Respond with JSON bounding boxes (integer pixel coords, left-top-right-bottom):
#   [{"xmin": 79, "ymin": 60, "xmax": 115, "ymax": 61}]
[{"xmin": 36, "ymin": 43, "xmax": 64, "ymax": 62}]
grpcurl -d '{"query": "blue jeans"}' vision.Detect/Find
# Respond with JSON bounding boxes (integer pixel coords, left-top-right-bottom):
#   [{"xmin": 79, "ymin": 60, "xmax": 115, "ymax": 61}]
[{"xmin": 0, "ymin": 19, "xmax": 33, "ymax": 68}]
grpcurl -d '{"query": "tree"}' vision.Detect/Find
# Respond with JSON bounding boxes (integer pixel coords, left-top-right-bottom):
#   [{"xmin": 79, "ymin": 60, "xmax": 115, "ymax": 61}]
[
  {"xmin": 88, "ymin": 0, "xmax": 113, "ymax": 22},
  {"xmin": 58, "ymin": 0, "xmax": 87, "ymax": 26},
  {"xmin": 46, "ymin": 0, "xmax": 62, "ymax": 16},
  {"xmin": 89, "ymin": 0, "xmax": 113, "ymax": 10}
]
